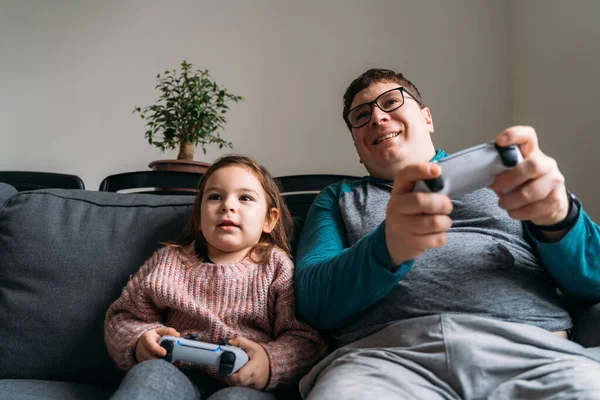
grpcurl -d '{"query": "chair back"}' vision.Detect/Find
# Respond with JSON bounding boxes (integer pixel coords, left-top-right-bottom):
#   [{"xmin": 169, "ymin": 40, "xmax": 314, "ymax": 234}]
[
  {"xmin": 0, "ymin": 171, "xmax": 85, "ymax": 191},
  {"xmin": 275, "ymin": 174, "xmax": 360, "ymax": 219},
  {"xmin": 275, "ymin": 174, "xmax": 361, "ymax": 255},
  {"xmin": 98, "ymin": 170, "xmax": 204, "ymax": 195}
]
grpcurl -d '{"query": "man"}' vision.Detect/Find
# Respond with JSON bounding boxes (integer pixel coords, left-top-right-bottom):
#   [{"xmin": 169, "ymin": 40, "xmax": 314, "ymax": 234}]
[{"xmin": 294, "ymin": 68, "xmax": 600, "ymax": 399}]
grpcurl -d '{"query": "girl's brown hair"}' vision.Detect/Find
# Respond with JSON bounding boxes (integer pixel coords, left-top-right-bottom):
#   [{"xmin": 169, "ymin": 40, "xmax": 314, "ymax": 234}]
[{"xmin": 168, "ymin": 154, "xmax": 293, "ymax": 264}]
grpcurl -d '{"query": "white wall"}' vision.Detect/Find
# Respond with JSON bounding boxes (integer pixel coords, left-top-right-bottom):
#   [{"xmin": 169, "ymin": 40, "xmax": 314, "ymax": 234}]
[
  {"xmin": 512, "ymin": 0, "xmax": 600, "ymax": 219},
  {"xmin": 0, "ymin": 0, "xmax": 510, "ymax": 189},
  {"xmin": 2, "ymin": 1, "xmax": 596, "ymax": 219}
]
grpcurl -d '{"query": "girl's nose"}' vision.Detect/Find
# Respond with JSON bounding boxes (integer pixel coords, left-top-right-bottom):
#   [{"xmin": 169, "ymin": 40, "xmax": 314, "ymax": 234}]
[{"xmin": 221, "ymin": 198, "xmax": 235, "ymax": 212}]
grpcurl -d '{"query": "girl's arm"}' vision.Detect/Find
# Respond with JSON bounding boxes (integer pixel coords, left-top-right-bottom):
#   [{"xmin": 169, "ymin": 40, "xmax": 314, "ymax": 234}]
[
  {"xmin": 104, "ymin": 251, "xmax": 166, "ymax": 370},
  {"xmin": 259, "ymin": 251, "xmax": 329, "ymax": 390}
]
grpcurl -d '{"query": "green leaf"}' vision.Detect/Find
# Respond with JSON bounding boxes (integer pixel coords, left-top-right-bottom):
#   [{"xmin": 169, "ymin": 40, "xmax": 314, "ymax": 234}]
[{"xmin": 135, "ymin": 61, "xmax": 244, "ymax": 155}]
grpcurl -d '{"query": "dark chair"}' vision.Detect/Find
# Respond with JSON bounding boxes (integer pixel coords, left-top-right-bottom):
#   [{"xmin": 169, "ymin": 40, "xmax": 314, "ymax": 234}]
[
  {"xmin": 275, "ymin": 174, "xmax": 360, "ymax": 219},
  {"xmin": 98, "ymin": 170, "xmax": 203, "ymax": 195},
  {"xmin": 0, "ymin": 171, "xmax": 85, "ymax": 191},
  {"xmin": 275, "ymin": 174, "xmax": 361, "ymax": 255},
  {"xmin": 275, "ymin": 174, "xmax": 362, "ymax": 194}
]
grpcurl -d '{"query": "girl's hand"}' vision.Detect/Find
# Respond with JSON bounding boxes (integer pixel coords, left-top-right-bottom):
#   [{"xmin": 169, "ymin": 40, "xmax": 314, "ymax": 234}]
[
  {"xmin": 135, "ymin": 327, "xmax": 180, "ymax": 363},
  {"xmin": 224, "ymin": 336, "xmax": 271, "ymax": 390}
]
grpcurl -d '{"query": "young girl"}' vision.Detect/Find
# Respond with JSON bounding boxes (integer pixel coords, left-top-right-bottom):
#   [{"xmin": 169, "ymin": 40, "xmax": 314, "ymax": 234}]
[{"xmin": 104, "ymin": 155, "xmax": 328, "ymax": 400}]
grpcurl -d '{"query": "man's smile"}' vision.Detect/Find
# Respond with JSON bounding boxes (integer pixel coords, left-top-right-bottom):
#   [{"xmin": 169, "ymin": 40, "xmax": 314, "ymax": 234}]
[{"xmin": 373, "ymin": 132, "xmax": 400, "ymax": 145}]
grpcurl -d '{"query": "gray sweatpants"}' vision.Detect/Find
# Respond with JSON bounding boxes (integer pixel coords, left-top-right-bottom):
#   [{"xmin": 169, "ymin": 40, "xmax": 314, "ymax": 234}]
[
  {"xmin": 110, "ymin": 360, "xmax": 278, "ymax": 400},
  {"xmin": 300, "ymin": 314, "xmax": 600, "ymax": 399}
]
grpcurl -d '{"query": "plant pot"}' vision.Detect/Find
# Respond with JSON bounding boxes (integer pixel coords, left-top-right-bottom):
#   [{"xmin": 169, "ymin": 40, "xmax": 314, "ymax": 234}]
[
  {"xmin": 148, "ymin": 159, "xmax": 211, "ymax": 174},
  {"xmin": 147, "ymin": 159, "xmax": 210, "ymax": 194}
]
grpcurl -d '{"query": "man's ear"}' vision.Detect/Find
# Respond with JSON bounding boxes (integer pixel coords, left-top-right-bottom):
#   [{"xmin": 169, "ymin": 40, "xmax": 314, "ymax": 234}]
[
  {"xmin": 263, "ymin": 208, "xmax": 280, "ymax": 233},
  {"xmin": 421, "ymin": 107, "xmax": 435, "ymax": 133}
]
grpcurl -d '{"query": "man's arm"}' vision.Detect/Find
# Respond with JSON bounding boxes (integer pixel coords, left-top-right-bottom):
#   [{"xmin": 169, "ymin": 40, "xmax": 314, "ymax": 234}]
[
  {"xmin": 526, "ymin": 204, "xmax": 600, "ymax": 302},
  {"xmin": 490, "ymin": 126, "xmax": 600, "ymax": 302},
  {"xmin": 294, "ymin": 183, "xmax": 413, "ymax": 329}
]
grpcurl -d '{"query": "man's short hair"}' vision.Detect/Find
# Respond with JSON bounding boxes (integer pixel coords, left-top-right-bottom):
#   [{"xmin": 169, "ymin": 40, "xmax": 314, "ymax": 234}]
[{"xmin": 342, "ymin": 69, "xmax": 425, "ymax": 131}]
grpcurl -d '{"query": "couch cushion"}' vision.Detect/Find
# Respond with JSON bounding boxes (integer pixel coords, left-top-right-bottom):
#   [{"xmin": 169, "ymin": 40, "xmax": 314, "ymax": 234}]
[
  {"xmin": 0, "ymin": 379, "xmax": 114, "ymax": 400},
  {"xmin": 0, "ymin": 189, "xmax": 194, "ymax": 387}
]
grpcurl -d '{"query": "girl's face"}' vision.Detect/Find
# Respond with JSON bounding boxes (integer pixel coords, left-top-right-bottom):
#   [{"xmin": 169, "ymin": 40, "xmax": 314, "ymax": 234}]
[{"xmin": 200, "ymin": 165, "xmax": 279, "ymax": 264}]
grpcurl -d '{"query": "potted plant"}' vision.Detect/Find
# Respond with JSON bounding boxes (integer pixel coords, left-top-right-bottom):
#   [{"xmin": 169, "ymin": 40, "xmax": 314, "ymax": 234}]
[{"xmin": 134, "ymin": 61, "xmax": 244, "ymax": 173}]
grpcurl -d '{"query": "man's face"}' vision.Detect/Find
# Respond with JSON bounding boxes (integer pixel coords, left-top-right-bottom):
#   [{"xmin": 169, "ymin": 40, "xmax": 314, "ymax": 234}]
[{"xmin": 350, "ymin": 81, "xmax": 435, "ymax": 180}]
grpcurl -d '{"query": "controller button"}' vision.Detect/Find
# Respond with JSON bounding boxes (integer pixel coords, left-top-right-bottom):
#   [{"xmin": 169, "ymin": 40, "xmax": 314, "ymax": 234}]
[
  {"xmin": 161, "ymin": 341, "xmax": 174, "ymax": 362},
  {"xmin": 218, "ymin": 351, "xmax": 236, "ymax": 376},
  {"xmin": 495, "ymin": 144, "xmax": 520, "ymax": 167},
  {"xmin": 425, "ymin": 177, "xmax": 444, "ymax": 193},
  {"xmin": 221, "ymin": 351, "xmax": 235, "ymax": 364},
  {"xmin": 187, "ymin": 334, "xmax": 197, "ymax": 340},
  {"xmin": 500, "ymin": 150, "xmax": 519, "ymax": 167}
]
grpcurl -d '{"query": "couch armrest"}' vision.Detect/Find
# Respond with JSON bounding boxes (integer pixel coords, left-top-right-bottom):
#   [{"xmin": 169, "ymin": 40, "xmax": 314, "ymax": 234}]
[{"xmin": 0, "ymin": 183, "xmax": 17, "ymax": 208}]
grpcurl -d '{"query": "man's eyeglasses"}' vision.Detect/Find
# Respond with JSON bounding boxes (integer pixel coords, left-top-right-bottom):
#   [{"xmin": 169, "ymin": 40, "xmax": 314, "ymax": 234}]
[{"xmin": 344, "ymin": 87, "xmax": 417, "ymax": 129}]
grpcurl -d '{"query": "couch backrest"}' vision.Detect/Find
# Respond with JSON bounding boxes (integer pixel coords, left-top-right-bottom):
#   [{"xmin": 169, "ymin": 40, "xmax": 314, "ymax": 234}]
[
  {"xmin": 0, "ymin": 176, "xmax": 355, "ymax": 388},
  {"xmin": 0, "ymin": 189, "xmax": 194, "ymax": 387}
]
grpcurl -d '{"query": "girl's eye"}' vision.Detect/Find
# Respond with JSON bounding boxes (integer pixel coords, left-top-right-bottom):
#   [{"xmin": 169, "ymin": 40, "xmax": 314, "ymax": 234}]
[
  {"xmin": 207, "ymin": 193, "xmax": 221, "ymax": 200},
  {"xmin": 239, "ymin": 195, "xmax": 254, "ymax": 202}
]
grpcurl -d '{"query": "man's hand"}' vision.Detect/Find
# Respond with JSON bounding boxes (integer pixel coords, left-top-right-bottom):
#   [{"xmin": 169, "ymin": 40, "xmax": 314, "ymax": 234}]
[
  {"xmin": 490, "ymin": 126, "xmax": 569, "ymax": 227},
  {"xmin": 386, "ymin": 163, "xmax": 453, "ymax": 266},
  {"xmin": 135, "ymin": 327, "xmax": 180, "ymax": 363},
  {"xmin": 224, "ymin": 337, "xmax": 270, "ymax": 390}
]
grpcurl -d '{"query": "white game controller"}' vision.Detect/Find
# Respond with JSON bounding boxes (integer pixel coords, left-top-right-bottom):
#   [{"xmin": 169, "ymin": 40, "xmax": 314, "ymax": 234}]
[
  {"xmin": 159, "ymin": 335, "xmax": 249, "ymax": 376},
  {"xmin": 413, "ymin": 141, "xmax": 524, "ymax": 198}
]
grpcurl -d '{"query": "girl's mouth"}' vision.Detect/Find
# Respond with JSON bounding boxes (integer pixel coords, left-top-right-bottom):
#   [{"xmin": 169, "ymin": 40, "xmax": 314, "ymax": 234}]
[{"xmin": 218, "ymin": 220, "xmax": 239, "ymax": 229}]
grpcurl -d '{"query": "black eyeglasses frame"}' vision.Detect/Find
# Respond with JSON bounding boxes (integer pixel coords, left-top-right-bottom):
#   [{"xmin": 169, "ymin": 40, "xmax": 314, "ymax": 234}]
[{"xmin": 344, "ymin": 87, "xmax": 418, "ymax": 129}]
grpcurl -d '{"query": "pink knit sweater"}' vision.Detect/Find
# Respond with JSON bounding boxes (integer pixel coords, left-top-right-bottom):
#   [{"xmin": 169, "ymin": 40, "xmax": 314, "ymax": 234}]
[{"xmin": 104, "ymin": 243, "xmax": 328, "ymax": 390}]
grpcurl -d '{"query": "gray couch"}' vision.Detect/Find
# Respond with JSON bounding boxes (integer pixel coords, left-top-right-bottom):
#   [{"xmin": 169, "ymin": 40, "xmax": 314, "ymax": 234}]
[
  {"xmin": 1, "ymin": 183, "xmax": 599, "ymax": 399},
  {"xmin": 0, "ymin": 184, "xmax": 194, "ymax": 399}
]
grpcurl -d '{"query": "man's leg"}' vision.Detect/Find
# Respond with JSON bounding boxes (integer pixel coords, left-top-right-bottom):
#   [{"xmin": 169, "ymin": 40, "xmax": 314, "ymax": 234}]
[
  {"xmin": 306, "ymin": 349, "xmax": 460, "ymax": 400},
  {"xmin": 110, "ymin": 360, "xmax": 199, "ymax": 400},
  {"xmin": 441, "ymin": 314, "xmax": 600, "ymax": 399},
  {"xmin": 488, "ymin": 357, "xmax": 600, "ymax": 400}
]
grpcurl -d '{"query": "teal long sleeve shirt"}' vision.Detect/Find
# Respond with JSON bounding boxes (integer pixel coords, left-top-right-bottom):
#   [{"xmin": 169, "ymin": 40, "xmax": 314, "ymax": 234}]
[{"xmin": 294, "ymin": 158, "xmax": 600, "ymax": 329}]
